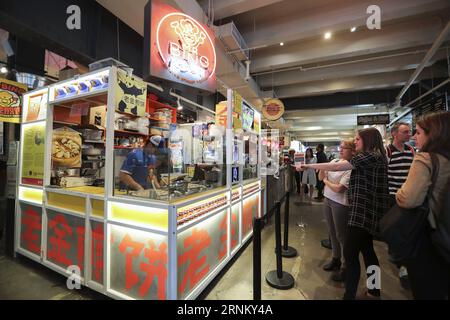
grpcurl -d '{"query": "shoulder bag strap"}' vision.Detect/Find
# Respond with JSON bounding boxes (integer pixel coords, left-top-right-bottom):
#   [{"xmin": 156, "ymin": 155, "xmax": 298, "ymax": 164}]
[{"xmin": 428, "ymin": 153, "xmax": 441, "ymax": 227}]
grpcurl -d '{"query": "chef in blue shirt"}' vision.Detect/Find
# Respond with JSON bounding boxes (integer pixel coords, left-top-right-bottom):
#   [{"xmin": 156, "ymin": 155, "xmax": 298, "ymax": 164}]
[{"xmin": 119, "ymin": 135, "xmax": 162, "ymax": 191}]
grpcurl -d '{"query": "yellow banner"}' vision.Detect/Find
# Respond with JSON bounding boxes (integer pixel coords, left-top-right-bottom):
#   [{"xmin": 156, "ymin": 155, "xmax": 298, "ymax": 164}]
[
  {"xmin": 115, "ymin": 70, "xmax": 147, "ymax": 116},
  {"xmin": 232, "ymin": 91, "xmax": 242, "ymax": 130},
  {"xmin": 21, "ymin": 122, "xmax": 46, "ymax": 186},
  {"xmin": 0, "ymin": 79, "xmax": 27, "ymax": 123},
  {"xmin": 215, "ymin": 101, "xmax": 227, "ymax": 127}
]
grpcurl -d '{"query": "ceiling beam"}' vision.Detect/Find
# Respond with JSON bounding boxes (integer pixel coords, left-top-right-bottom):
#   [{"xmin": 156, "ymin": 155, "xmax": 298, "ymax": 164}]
[
  {"xmin": 273, "ymin": 67, "xmax": 447, "ymax": 98},
  {"xmin": 199, "ymin": 0, "xmax": 284, "ymax": 21},
  {"xmin": 257, "ymin": 49, "xmax": 448, "ymax": 88},
  {"xmin": 238, "ymin": 0, "xmax": 450, "ymax": 50},
  {"xmin": 250, "ymin": 13, "xmax": 448, "ymax": 73}
]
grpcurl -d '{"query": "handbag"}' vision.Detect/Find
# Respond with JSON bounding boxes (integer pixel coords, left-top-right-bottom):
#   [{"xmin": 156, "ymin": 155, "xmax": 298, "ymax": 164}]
[
  {"xmin": 380, "ymin": 153, "xmax": 438, "ymax": 262},
  {"xmin": 379, "ymin": 202, "xmax": 430, "ymax": 262}
]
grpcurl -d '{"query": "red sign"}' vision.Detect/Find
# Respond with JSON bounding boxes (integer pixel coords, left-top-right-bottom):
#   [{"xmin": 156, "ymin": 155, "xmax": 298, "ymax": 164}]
[
  {"xmin": 148, "ymin": 0, "xmax": 216, "ymax": 92},
  {"xmin": 116, "ymin": 232, "xmax": 168, "ymax": 300},
  {"xmin": 21, "ymin": 206, "xmax": 42, "ymax": 255}
]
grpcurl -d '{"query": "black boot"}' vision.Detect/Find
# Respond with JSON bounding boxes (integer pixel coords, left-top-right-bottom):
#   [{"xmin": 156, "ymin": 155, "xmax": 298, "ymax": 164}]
[
  {"xmin": 332, "ymin": 268, "xmax": 346, "ymax": 282},
  {"xmin": 321, "ymin": 238, "xmax": 332, "ymax": 250},
  {"xmin": 323, "ymin": 258, "xmax": 341, "ymax": 271}
]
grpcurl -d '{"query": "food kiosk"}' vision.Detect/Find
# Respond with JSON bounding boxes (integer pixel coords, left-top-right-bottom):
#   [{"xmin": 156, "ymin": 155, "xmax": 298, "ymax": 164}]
[{"xmin": 15, "ymin": 66, "xmax": 263, "ymax": 300}]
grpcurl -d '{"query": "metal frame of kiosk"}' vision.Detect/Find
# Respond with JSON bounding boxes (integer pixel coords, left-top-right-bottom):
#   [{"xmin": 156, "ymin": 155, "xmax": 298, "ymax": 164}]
[{"xmin": 15, "ymin": 67, "xmax": 263, "ymax": 300}]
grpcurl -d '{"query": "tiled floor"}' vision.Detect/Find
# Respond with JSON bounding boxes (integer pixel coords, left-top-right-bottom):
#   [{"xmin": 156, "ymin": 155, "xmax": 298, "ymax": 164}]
[
  {"xmin": 203, "ymin": 193, "xmax": 412, "ymax": 300},
  {"xmin": 0, "ymin": 193, "xmax": 412, "ymax": 300}
]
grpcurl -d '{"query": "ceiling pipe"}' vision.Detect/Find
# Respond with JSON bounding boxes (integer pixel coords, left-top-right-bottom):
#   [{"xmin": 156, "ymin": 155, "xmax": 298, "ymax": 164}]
[
  {"xmin": 395, "ymin": 20, "xmax": 450, "ymax": 104},
  {"xmin": 169, "ymin": 89, "xmax": 216, "ymax": 115}
]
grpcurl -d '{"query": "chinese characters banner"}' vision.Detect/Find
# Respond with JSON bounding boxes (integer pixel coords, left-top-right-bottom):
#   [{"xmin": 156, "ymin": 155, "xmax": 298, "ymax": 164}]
[
  {"xmin": 20, "ymin": 204, "xmax": 42, "ymax": 256},
  {"xmin": 90, "ymin": 220, "xmax": 104, "ymax": 285},
  {"xmin": 115, "ymin": 69, "xmax": 147, "ymax": 117},
  {"xmin": 110, "ymin": 225, "xmax": 168, "ymax": 300},
  {"xmin": 230, "ymin": 204, "xmax": 240, "ymax": 252},
  {"xmin": 46, "ymin": 211, "xmax": 85, "ymax": 276},
  {"xmin": 177, "ymin": 209, "xmax": 228, "ymax": 299},
  {"xmin": 242, "ymin": 193, "xmax": 260, "ymax": 240}
]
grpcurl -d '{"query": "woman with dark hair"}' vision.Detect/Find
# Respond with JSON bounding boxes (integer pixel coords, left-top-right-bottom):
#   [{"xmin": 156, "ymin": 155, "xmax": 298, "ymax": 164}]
[
  {"xmin": 296, "ymin": 127, "xmax": 389, "ymax": 299},
  {"xmin": 396, "ymin": 111, "xmax": 450, "ymax": 299},
  {"xmin": 302, "ymin": 148, "xmax": 317, "ymax": 203}
]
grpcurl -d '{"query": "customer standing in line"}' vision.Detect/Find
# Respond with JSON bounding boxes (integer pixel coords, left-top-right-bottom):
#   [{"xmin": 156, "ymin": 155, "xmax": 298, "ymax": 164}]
[
  {"xmin": 319, "ymin": 139, "xmax": 355, "ymax": 283},
  {"xmin": 386, "ymin": 122, "xmax": 415, "ymax": 288},
  {"xmin": 301, "ymin": 148, "xmax": 317, "ymax": 203},
  {"xmin": 315, "ymin": 143, "xmax": 328, "ymax": 201},
  {"xmin": 396, "ymin": 112, "xmax": 450, "ymax": 300},
  {"xmin": 296, "ymin": 128, "xmax": 389, "ymax": 299}
]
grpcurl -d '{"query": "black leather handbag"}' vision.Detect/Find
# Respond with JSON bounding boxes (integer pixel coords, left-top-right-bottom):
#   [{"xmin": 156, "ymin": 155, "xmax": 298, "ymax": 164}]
[
  {"xmin": 380, "ymin": 153, "xmax": 438, "ymax": 262},
  {"xmin": 380, "ymin": 202, "xmax": 430, "ymax": 262}
]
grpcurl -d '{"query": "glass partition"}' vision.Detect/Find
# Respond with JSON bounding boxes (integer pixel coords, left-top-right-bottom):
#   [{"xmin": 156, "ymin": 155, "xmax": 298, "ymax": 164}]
[{"xmin": 113, "ymin": 110, "xmax": 227, "ymax": 202}]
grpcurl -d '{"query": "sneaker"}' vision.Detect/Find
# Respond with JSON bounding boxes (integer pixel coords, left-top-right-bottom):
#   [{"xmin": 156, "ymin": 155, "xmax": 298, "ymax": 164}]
[{"xmin": 399, "ymin": 266, "xmax": 410, "ymax": 290}]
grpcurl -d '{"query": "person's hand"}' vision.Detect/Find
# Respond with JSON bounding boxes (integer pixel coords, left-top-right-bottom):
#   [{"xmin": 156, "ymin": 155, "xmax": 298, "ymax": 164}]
[{"xmin": 295, "ymin": 163, "xmax": 306, "ymax": 171}]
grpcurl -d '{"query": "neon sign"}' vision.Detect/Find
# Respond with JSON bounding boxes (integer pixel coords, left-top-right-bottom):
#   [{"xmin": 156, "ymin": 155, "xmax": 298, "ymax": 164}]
[{"xmin": 148, "ymin": 0, "xmax": 216, "ymax": 92}]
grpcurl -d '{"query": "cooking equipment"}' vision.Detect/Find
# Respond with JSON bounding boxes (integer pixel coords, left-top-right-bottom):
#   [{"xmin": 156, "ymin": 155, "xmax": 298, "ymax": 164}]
[
  {"xmin": 117, "ymin": 118, "xmax": 126, "ymax": 130},
  {"xmin": 83, "ymin": 146, "xmax": 102, "ymax": 156},
  {"xmin": 80, "ymin": 129, "xmax": 103, "ymax": 141},
  {"xmin": 65, "ymin": 168, "xmax": 80, "ymax": 177},
  {"xmin": 124, "ymin": 119, "xmax": 139, "ymax": 131}
]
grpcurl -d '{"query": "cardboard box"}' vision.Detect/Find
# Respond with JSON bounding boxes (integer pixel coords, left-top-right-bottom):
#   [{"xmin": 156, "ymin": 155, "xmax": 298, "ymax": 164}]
[{"xmin": 88, "ymin": 105, "xmax": 106, "ymax": 128}]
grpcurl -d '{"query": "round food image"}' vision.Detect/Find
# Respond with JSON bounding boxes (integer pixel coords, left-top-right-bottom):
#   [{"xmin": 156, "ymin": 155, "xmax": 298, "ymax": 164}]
[{"xmin": 52, "ymin": 137, "xmax": 81, "ymax": 167}]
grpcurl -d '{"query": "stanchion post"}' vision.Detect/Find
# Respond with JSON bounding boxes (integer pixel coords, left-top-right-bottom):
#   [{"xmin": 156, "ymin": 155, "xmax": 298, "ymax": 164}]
[
  {"xmin": 253, "ymin": 217, "xmax": 262, "ymax": 300},
  {"xmin": 266, "ymin": 201, "xmax": 295, "ymax": 290},
  {"xmin": 282, "ymin": 192, "xmax": 297, "ymax": 257},
  {"xmin": 274, "ymin": 202, "xmax": 283, "ymax": 278}
]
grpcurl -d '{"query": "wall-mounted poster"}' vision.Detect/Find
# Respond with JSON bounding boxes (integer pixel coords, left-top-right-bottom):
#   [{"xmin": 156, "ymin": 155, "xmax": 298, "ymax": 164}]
[
  {"xmin": 115, "ymin": 69, "xmax": 147, "ymax": 116},
  {"xmin": 21, "ymin": 122, "xmax": 46, "ymax": 186},
  {"xmin": 0, "ymin": 79, "xmax": 27, "ymax": 123}
]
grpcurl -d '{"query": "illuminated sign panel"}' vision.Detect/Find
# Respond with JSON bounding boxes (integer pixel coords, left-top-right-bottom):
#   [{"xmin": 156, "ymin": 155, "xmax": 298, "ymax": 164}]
[{"xmin": 147, "ymin": 0, "xmax": 216, "ymax": 92}]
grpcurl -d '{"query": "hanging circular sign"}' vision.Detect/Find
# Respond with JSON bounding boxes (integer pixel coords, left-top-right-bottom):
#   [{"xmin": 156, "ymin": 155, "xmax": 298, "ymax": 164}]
[
  {"xmin": 262, "ymin": 98, "xmax": 285, "ymax": 121},
  {"xmin": 156, "ymin": 12, "xmax": 216, "ymax": 85}
]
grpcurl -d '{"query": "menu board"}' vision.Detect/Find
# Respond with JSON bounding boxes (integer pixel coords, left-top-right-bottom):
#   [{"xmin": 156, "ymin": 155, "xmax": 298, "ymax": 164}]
[
  {"xmin": 115, "ymin": 69, "xmax": 147, "ymax": 116},
  {"xmin": 411, "ymin": 93, "xmax": 448, "ymax": 130},
  {"xmin": 21, "ymin": 122, "xmax": 46, "ymax": 186},
  {"xmin": 23, "ymin": 90, "xmax": 48, "ymax": 122}
]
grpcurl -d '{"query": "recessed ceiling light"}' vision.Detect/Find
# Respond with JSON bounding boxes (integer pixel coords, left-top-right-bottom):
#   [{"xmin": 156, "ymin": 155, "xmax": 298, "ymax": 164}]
[
  {"xmin": 350, "ymin": 27, "xmax": 357, "ymax": 32},
  {"xmin": 324, "ymin": 32, "xmax": 332, "ymax": 40},
  {"xmin": 280, "ymin": 42, "xmax": 284, "ymax": 46}
]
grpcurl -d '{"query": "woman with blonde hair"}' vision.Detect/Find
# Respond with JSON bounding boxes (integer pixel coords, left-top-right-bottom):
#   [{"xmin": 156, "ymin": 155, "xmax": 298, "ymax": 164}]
[{"xmin": 319, "ymin": 139, "xmax": 355, "ymax": 283}]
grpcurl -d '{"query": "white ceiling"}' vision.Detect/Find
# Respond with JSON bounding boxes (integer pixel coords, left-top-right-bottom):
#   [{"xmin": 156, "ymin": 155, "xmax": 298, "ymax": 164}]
[{"xmin": 96, "ymin": 0, "xmax": 450, "ymax": 142}]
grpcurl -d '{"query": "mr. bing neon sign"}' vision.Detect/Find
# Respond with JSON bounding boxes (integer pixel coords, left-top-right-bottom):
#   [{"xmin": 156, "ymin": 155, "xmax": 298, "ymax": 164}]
[{"xmin": 156, "ymin": 12, "xmax": 216, "ymax": 86}]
